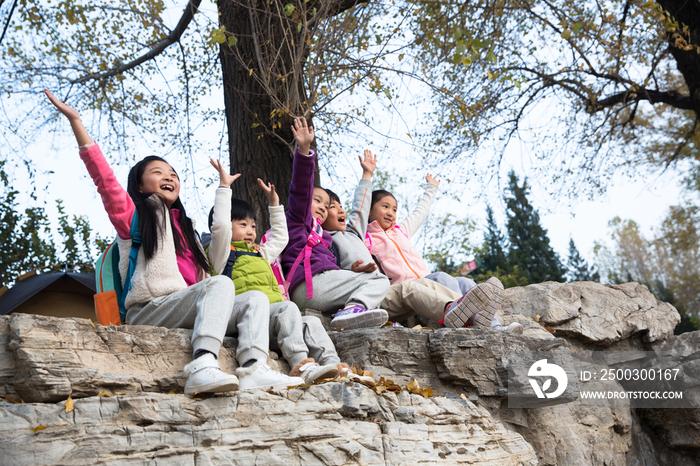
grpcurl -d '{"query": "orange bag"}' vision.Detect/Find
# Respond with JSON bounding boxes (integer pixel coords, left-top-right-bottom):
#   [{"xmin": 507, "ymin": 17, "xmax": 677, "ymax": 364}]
[{"xmin": 94, "ymin": 290, "xmax": 122, "ymax": 326}]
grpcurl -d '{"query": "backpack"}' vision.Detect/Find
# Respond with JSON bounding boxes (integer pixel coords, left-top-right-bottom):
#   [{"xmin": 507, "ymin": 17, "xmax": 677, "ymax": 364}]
[{"xmin": 93, "ymin": 212, "xmax": 141, "ymax": 325}]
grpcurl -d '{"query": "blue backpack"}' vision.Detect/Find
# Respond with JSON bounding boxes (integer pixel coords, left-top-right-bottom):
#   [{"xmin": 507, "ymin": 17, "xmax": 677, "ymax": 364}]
[{"xmin": 93, "ymin": 212, "xmax": 141, "ymax": 325}]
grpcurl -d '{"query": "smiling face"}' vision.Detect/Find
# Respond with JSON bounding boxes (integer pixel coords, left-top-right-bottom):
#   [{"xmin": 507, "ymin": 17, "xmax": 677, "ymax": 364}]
[
  {"xmin": 322, "ymin": 201, "xmax": 347, "ymax": 232},
  {"xmin": 369, "ymin": 194, "xmax": 397, "ymax": 230},
  {"xmin": 138, "ymin": 160, "xmax": 180, "ymax": 207},
  {"xmin": 311, "ymin": 187, "xmax": 330, "ymax": 224},
  {"xmin": 231, "ymin": 217, "xmax": 256, "ymax": 246}
]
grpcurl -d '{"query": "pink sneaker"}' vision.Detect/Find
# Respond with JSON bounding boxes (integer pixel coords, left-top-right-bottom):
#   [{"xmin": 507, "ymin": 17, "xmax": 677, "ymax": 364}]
[{"xmin": 444, "ymin": 283, "xmax": 495, "ymax": 328}]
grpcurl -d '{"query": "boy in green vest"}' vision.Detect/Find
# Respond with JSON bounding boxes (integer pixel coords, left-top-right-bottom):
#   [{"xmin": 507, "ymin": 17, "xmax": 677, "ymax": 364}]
[{"xmin": 207, "ymin": 159, "xmax": 346, "ymax": 385}]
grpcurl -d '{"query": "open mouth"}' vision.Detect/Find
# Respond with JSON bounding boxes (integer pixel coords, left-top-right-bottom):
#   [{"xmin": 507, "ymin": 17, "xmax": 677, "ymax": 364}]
[
  {"xmin": 338, "ymin": 215, "xmax": 346, "ymax": 224},
  {"xmin": 160, "ymin": 184, "xmax": 175, "ymax": 192}
]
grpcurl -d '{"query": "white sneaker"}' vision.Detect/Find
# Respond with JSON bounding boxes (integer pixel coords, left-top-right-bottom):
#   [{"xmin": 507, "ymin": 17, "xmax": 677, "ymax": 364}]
[
  {"xmin": 339, "ymin": 367, "xmax": 374, "ymax": 383},
  {"xmin": 296, "ymin": 362, "xmax": 338, "ymax": 384},
  {"xmin": 183, "ymin": 353, "xmax": 239, "ymax": 395},
  {"xmin": 330, "ymin": 305, "xmax": 388, "ymax": 330},
  {"xmin": 237, "ymin": 363, "xmax": 305, "ymax": 390},
  {"xmin": 493, "ymin": 322, "xmax": 524, "ymax": 334}
]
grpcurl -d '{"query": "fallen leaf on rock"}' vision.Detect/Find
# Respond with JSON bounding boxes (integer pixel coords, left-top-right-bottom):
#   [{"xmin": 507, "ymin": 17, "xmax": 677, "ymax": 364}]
[
  {"xmin": 460, "ymin": 394, "xmax": 468, "ymax": 401},
  {"xmin": 97, "ymin": 392, "xmax": 113, "ymax": 397},
  {"xmin": 380, "ymin": 321, "xmax": 394, "ymax": 328},
  {"xmin": 407, "ymin": 379, "xmax": 419, "ymax": 391},
  {"xmin": 3, "ymin": 395, "xmax": 24, "ymax": 404},
  {"xmin": 31, "ymin": 426, "xmax": 47, "ymax": 433},
  {"xmin": 88, "ymin": 319, "xmax": 97, "ymax": 331},
  {"xmin": 65, "ymin": 396, "xmax": 74, "ymax": 412}
]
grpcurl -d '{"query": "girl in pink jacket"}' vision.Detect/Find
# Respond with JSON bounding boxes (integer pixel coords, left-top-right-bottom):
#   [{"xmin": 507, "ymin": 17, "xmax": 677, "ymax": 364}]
[{"xmin": 366, "ymin": 175, "xmax": 519, "ymax": 332}]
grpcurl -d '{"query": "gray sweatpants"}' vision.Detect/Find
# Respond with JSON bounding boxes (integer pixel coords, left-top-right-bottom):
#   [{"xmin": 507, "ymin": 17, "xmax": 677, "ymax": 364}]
[
  {"xmin": 425, "ymin": 272, "xmax": 476, "ymax": 294},
  {"xmin": 269, "ymin": 301, "xmax": 340, "ymax": 368},
  {"xmin": 126, "ymin": 277, "xmax": 270, "ymax": 366},
  {"xmin": 424, "ymin": 272, "xmax": 500, "ymax": 327},
  {"xmin": 291, "ymin": 269, "xmax": 390, "ymax": 314}
]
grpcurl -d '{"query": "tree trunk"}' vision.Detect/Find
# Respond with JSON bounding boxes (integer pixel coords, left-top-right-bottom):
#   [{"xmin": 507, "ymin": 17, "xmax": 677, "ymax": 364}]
[
  {"xmin": 659, "ymin": 0, "xmax": 700, "ymax": 114},
  {"xmin": 217, "ymin": 0, "xmax": 299, "ymax": 237}
]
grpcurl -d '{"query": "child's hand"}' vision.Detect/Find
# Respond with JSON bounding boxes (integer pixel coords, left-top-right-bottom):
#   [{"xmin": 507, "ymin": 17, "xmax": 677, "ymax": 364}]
[
  {"xmin": 291, "ymin": 117, "xmax": 314, "ymax": 155},
  {"xmin": 426, "ymin": 173, "xmax": 441, "ymax": 186},
  {"xmin": 209, "ymin": 158, "xmax": 241, "ymax": 187},
  {"xmin": 44, "ymin": 89, "xmax": 80, "ymax": 121},
  {"xmin": 257, "ymin": 178, "xmax": 279, "ymax": 206},
  {"xmin": 351, "ymin": 260, "xmax": 377, "ymax": 273},
  {"xmin": 359, "ymin": 149, "xmax": 377, "ymax": 180}
]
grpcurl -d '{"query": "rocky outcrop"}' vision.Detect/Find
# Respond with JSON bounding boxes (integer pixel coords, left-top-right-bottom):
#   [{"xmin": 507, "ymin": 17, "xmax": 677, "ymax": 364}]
[
  {"xmin": 0, "ymin": 281, "xmax": 697, "ymax": 466},
  {"xmin": 0, "ymin": 384, "xmax": 538, "ymax": 465},
  {"xmin": 501, "ymin": 281, "xmax": 679, "ymax": 346}
]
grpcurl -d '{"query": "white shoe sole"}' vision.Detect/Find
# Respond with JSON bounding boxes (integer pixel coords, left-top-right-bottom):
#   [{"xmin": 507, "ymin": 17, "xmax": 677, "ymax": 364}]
[
  {"xmin": 303, "ymin": 365, "xmax": 339, "ymax": 384},
  {"xmin": 330, "ymin": 309, "xmax": 388, "ymax": 330},
  {"xmin": 239, "ymin": 378, "xmax": 305, "ymax": 391},
  {"xmin": 444, "ymin": 284, "xmax": 494, "ymax": 328},
  {"xmin": 185, "ymin": 377, "xmax": 239, "ymax": 395}
]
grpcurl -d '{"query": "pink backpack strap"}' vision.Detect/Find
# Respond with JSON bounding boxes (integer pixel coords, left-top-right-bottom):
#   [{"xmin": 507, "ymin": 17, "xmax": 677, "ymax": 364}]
[
  {"xmin": 394, "ymin": 224, "xmax": 408, "ymax": 238},
  {"xmin": 262, "ymin": 229, "xmax": 290, "ymax": 300},
  {"xmin": 364, "ymin": 232, "xmax": 373, "ymax": 252},
  {"xmin": 285, "ymin": 217, "xmax": 327, "ymax": 299}
]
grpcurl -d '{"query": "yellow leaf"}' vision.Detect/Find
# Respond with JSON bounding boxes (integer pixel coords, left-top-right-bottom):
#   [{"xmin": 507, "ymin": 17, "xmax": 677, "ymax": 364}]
[
  {"xmin": 31, "ymin": 425, "xmax": 47, "ymax": 432},
  {"xmin": 3, "ymin": 395, "xmax": 24, "ymax": 404},
  {"xmin": 65, "ymin": 396, "xmax": 74, "ymax": 413},
  {"xmin": 249, "ymin": 68, "xmax": 254, "ymax": 76},
  {"xmin": 88, "ymin": 319, "xmax": 97, "ymax": 331},
  {"xmin": 407, "ymin": 379, "xmax": 419, "ymax": 391},
  {"xmin": 459, "ymin": 393, "xmax": 468, "ymax": 401},
  {"xmin": 412, "ymin": 324, "xmax": 422, "ymax": 330},
  {"xmin": 97, "ymin": 392, "xmax": 112, "ymax": 397}
]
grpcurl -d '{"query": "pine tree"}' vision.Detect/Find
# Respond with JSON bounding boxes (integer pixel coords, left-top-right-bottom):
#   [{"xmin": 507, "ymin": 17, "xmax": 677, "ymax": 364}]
[
  {"xmin": 505, "ymin": 171, "xmax": 565, "ymax": 283},
  {"xmin": 480, "ymin": 205, "xmax": 509, "ymax": 273},
  {"xmin": 566, "ymin": 237, "xmax": 600, "ymax": 282}
]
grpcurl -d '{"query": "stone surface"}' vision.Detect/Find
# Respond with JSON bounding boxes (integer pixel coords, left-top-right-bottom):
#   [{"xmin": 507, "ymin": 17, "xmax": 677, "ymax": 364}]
[
  {"xmin": 0, "ymin": 383, "xmax": 538, "ymax": 465},
  {"xmin": 1, "ymin": 282, "xmax": 699, "ymax": 466},
  {"xmin": 501, "ymin": 281, "xmax": 680, "ymax": 346},
  {"xmin": 1, "ymin": 313, "xmax": 289, "ymax": 402}
]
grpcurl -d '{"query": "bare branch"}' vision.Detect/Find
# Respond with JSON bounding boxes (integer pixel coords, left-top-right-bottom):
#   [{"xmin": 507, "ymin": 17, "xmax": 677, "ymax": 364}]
[
  {"xmin": 70, "ymin": 0, "xmax": 203, "ymax": 85},
  {"xmin": 588, "ymin": 88, "xmax": 694, "ymax": 112}
]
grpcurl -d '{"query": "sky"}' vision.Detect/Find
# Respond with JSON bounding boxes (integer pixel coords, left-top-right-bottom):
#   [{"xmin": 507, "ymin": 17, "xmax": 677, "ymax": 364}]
[
  {"xmin": 3, "ymin": 0, "xmax": 690, "ymax": 281},
  {"xmin": 14, "ymin": 120, "xmax": 685, "ymax": 284}
]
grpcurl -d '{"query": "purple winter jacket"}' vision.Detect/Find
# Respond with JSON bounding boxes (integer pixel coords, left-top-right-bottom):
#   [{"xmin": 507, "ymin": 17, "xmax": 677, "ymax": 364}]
[{"xmin": 280, "ymin": 149, "xmax": 340, "ymax": 294}]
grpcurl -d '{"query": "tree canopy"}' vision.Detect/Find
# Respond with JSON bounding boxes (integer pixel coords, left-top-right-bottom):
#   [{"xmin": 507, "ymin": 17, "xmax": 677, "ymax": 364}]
[{"xmin": 2, "ymin": 0, "xmax": 700, "ymax": 202}]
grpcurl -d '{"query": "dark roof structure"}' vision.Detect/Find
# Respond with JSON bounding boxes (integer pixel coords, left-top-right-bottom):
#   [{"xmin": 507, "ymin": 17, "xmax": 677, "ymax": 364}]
[{"xmin": 0, "ymin": 272, "xmax": 96, "ymax": 316}]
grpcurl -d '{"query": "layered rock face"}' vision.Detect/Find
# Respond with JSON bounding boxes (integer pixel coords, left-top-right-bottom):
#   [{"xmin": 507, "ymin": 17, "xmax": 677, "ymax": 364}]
[{"xmin": 1, "ymin": 281, "xmax": 697, "ymax": 465}]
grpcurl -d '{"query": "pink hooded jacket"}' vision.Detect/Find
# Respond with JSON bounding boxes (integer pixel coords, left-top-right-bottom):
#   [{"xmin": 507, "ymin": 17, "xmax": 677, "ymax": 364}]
[{"xmin": 364, "ymin": 183, "xmax": 438, "ymax": 284}]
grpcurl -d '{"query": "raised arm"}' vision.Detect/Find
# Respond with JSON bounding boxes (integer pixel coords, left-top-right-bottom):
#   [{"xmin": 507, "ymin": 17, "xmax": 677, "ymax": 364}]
[
  {"xmin": 207, "ymin": 158, "xmax": 241, "ymax": 274},
  {"xmin": 257, "ymin": 178, "xmax": 288, "ymax": 262},
  {"xmin": 346, "ymin": 150, "xmax": 377, "ymax": 237},
  {"xmin": 399, "ymin": 174, "xmax": 440, "ymax": 238},
  {"xmin": 286, "ymin": 118, "xmax": 316, "ymax": 226},
  {"xmin": 45, "ymin": 89, "xmax": 134, "ymax": 239}
]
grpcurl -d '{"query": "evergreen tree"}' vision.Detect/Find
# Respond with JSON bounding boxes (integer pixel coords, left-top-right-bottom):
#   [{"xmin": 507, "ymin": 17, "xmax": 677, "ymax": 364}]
[
  {"xmin": 566, "ymin": 238, "xmax": 600, "ymax": 282},
  {"xmin": 480, "ymin": 205, "xmax": 509, "ymax": 273},
  {"xmin": 505, "ymin": 171, "xmax": 565, "ymax": 283}
]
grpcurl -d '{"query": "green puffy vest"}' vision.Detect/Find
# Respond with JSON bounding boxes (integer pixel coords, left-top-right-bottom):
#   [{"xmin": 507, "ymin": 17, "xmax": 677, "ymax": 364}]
[{"xmin": 216, "ymin": 241, "xmax": 284, "ymax": 303}]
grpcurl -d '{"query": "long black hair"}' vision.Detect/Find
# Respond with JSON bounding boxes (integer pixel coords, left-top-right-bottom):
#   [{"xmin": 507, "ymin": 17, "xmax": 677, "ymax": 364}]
[{"xmin": 126, "ymin": 156, "xmax": 209, "ymax": 272}]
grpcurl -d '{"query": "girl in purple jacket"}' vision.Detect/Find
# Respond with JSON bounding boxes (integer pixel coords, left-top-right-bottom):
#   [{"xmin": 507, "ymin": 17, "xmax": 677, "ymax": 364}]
[{"xmin": 279, "ymin": 118, "xmax": 390, "ymax": 330}]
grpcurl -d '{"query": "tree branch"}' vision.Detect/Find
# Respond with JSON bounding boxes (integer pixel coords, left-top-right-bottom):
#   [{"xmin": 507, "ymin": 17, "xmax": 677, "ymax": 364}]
[
  {"xmin": 70, "ymin": 0, "xmax": 203, "ymax": 85},
  {"xmin": 587, "ymin": 88, "xmax": 695, "ymax": 113}
]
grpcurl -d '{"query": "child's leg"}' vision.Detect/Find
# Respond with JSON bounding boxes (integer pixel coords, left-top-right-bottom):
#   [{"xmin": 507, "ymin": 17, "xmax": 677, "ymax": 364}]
[
  {"xmin": 231, "ymin": 291, "xmax": 306, "ymax": 389},
  {"xmin": 126, "ymin": 275, "xmax": 235, "ymax": 357},
  {"xmin": 381, "ymin": 278, "xmax": 461, "ymax": 322},
  {"xmin": 424, "ymin": 271, "xmax": 476, "ymax": 295},
  {"xmin": 269, "ymin": 301, "xmax": 309, "ymax": 369},
  {"xmin": 301, "ymin": 315, "xmax": 341, "ymax": 365},
  {"xmin": 290, "ymin": 270, "xmax": 390, "ymax": 313},
  {"xmin": 225, "ymin": 290, "xmax": 271, "ymax": 367}
]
